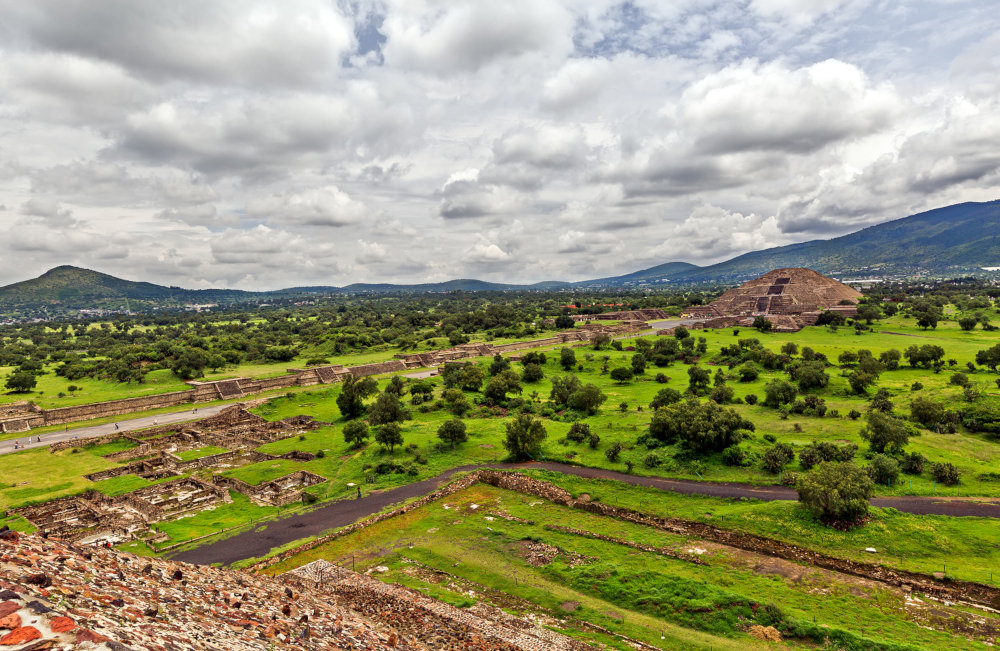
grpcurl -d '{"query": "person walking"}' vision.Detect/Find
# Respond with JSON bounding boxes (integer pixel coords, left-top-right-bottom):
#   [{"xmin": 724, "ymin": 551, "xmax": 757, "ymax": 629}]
[{"xmin": 356, "ymin": 486, "xmax": 361, "ymax": 499}]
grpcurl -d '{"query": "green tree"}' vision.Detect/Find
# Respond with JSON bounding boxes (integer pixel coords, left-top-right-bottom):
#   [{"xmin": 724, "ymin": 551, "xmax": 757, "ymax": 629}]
[
  {"xmin": 860, "ymin": 411, "xmax": 909, "ymax": 454},
  {"xmin": 610, "ymin": 367, "xmax": 634, "ymax": 384},
  {"xmin": 761, "ymin": 443, "xmax": 794, "ymax": 473},
  {"xmin": 687, "ymin": 365, "xmax": 711, "ymax": 395},
  {"xmin": 483, "ymin": 369, "xmax": 522, "ymax": 404},
  {"xmin": 959, "ymin": 316, "xmax": 979, "ymax": 331},
  {"xmin": 647, "ymin": 399, "xmax": 754, "ymax": 453},
  {"xmin": 650, "ymin": 387, "xmax": 682, "ymax": 410},
  {"xmin": 752, "ymin": 316, "xmax": 773, "ymax": 332},
  {"xmin": 375, "ymin": 422, "xmax": 404, "ymax": 453},
  {"xmin": 975, "ymin": 344, "xmax": 1000, "ymax": 372},
  {"xmin": 549, "ymin": 374, "xmax": 582, "ymax": 406},
  {"xmin": 847, "ymin": 369, "xmax": 875, "ymax": 395},
  {"xmin": 790, "ymin": 361, "xmax": 829, "ymax": 391},
  {"xmin": 503, "ymin": 413, "xmax": 547, "ymax": 460},
  {"xmin": 4, "ymin": 371, "xmax": 37, "ymax": 393},
  {"xmin": 437, "ymin": 418, "xmax": 468, "ymax": 447},
  {"xmin": 367, "ymin": 391, "xmax": 411, "ymax": 426},
  {"xmin": 796, "ymin": 462, "xmax": 873, "ymax": 526},
  {"xmin": 630, "ymin": 353, "xmax": 646, "ymax": 375},
  {"xmin": 867, "ymin": 454, "xmax": 900, "ymax": 485},
  {"xmin": 559, "ymin": 347, "xmax": 577, "ymax": 370},
  {"xmin": 566, "ymin": 383, "xmax": 607, "ymax": 414},
  {"xmin": 763, "ymin": 380, "xmax": 796, "ymax": 407},
  {"xmin": 521, "ymin": 363, "xmax": 544, "ymax": 383},
  {"xmin": 342, "ymin": 420, "xmax": 370, "ymax": 447},
  {"xmin": 336, "ymin": 374, "xmax": 379, "ymax": 420},
  {"xmin": 554, "ymin": 315, "xmax": 575, "ymax": 329},
  {"xmin": 489, "ymin": 354, "xmax": 510, "ymax": 376}
]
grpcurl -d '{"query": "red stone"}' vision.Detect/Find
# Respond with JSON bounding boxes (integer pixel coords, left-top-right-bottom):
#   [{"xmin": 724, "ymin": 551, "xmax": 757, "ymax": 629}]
[
  {"xmin": 0, "ymin": 604, "xmax": 17, "ymax": 619},
  {"xmin": 74, "ymin": 629, "xmax": 109, "ymax": 644},
  {"xmin": 0, "ymin": 626, "xmax": 42, "ymax": 645},
  {"xmin": 0, "ymin": 614, "xmax": 20, "ymax": 630},
  {"xmin": 49, "ymin": 616, "xmax": 76, "ymax": 633}
]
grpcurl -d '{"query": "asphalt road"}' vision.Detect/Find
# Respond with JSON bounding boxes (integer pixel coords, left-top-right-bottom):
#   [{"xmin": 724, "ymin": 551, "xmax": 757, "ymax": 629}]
[
  {"xmin": 0, "ymin": 405, "xmax": 230, "ymax": 455},
  {"xmin": 173, "ymin": 461, "xmax": 1000, "ymax": 566}
]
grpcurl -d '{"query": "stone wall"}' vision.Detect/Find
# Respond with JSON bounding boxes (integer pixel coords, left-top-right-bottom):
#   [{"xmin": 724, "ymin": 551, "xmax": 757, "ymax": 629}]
[{"xmin": 41, "ymin": 389, "xmax": 197, "ymax": 426}]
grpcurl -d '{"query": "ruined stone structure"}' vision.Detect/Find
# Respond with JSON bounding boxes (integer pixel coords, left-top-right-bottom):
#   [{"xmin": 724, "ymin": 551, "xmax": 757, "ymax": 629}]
[
  {"xmin": 683, "ymin": 268, "xmax": 861, "ymax": 332},
  {"xmin": 570, "ymin": 308, "xmax": 668, "ymax": 322},
  {"xmin": 15, "ymin": 407, "xmax": 328, "ymax": 545},
  {"xmin": 0, "ymin": 401, "xmax": 43, "ymax": 433},
  {"xmin": 2, "ymin": 530, "xmax": 594, "ymax": 649},
  {"xmin": 14, "ymin": 478, "xmax": 232, "ymax": 545}
]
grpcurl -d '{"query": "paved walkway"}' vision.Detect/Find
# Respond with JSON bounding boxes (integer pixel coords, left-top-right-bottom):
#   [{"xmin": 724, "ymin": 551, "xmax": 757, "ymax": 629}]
[
  {"xmin": 172, "ymin": 461, "xmax": 1000, "ymax": 566},
  {"xmin": 0, "ymin": 405, "xmax": 230, "ymax": 455}
]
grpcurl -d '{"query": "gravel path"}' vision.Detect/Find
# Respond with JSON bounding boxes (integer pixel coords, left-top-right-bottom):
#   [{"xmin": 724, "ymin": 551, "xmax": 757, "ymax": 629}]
[{"xmin": 172, "ymin": 461, "xmax": 1000, "ymax": 566}]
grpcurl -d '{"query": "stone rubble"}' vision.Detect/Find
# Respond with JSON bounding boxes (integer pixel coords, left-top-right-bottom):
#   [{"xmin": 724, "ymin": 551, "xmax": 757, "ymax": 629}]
[{"xmin": 0, "ymin": 526, "xmax": 594, "ymax": 650}]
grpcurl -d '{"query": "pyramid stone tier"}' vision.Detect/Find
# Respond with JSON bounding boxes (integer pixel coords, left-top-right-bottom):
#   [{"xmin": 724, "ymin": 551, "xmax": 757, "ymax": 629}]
[{"xmin": 689, "ymin": 268, "xmax": 862, "ymax": 318}]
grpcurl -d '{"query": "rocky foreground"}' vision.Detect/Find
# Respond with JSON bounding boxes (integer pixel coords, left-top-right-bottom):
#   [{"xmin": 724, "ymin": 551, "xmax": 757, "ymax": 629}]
[{"xmin": 0, "ymin": 527, "xmax": 590, "ymax": 650}]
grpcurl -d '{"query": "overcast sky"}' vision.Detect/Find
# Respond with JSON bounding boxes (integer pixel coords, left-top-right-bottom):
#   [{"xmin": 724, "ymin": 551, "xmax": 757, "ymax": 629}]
[{"xmin": 1, "ymin": 1, "xmax": 998, "ymax": 289}]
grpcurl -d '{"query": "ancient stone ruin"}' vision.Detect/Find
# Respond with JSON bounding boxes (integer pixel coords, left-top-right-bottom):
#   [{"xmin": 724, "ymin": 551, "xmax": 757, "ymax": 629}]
[
  {"xmin": 15, "ymin": 407, "xmax": 328, "ymax": 545},
  {"xmin": 684, "ymin": 267, "xmax": 861, "ymax": 332}
]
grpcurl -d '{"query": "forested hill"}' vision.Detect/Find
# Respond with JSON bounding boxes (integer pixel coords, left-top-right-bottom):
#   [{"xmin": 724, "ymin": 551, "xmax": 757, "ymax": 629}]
[
  {"xmin": 2, "ymin": 200, "xmax": 1000, "ymax": 317},
  {"xmin": 620, "ymin": 200, "xmax": 1000, "ymax": 286},
  {"xmin": 0, "ymin": 266, "xmax": 254, "ymax": 312}
]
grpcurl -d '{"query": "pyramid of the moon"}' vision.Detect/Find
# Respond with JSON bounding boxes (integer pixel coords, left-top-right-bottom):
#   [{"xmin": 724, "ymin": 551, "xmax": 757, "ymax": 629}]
[{"xmin": 685, "ymin": 268, "xmax": 862, "ymax": 331}]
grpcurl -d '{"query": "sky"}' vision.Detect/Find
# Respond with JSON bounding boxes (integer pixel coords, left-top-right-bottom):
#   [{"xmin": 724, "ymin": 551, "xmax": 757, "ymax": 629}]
[{"xmin": 1, "ymin": 0, "xmax": 999, "ymax": 290}]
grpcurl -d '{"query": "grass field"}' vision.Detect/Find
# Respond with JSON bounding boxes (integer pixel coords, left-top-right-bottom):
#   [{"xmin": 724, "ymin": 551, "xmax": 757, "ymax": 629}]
[{"xmin": 268, "ymin": 483, "xmax": 992, "ymax": 650}]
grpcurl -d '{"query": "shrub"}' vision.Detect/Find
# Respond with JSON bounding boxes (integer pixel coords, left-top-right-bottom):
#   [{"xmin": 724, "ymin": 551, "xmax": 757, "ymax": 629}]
[
  {"xmin": 643, "ymin": 453, "xmax": 662, "ymax": 468},
  {"xmin": 931, "ymin": 462, "xmax": 960, "ymax": 485},
  {"xmin": 900, "ymin": 451, "xmax": 926, "ymax": 475},
  {"xmin": 910, "ymin": 381, "xmax": 923, "ymax": 391},
  {"xmin": 650, "ymin": 387, "xmax": 682, "ymax": 410},
  {"xmin": 949, "ymin": 372, "xmax": 971, "ymax": 388},
  {"xmin": 609, "ymin": 367, "xmax": 634, "ymax": 384},
  {"xmin": 796, "ymin": 462, "xmax": 873, "ymax": 527},
  {"xmin": 709, "ymin": 385, "xmax": 734, "ymax": 404},
  {"xmin": 762, "ymin": 433, "xmax": 776, "ymax": 443},
  {"xmin": 744, "ymin": 393, "xmax": 759, "ymax": 405},
  {"xmin": 761, "ymin": 443, "xmax": 794, "ymax": 473},
  {"xmin": 763, "ymin": 380, "xmax": 796, "ymax": 408},
  {"xmin": 605, "ymin": 442, "xmax": 623, "ymax": 462},
  {"xmin": 798, "ymin": 441, "xmax": 856, "ymax": 469},
  {"xmin": 566, "ymin": 422, "xmax": 591, "ymax": 443},
  {"xmin": 648, "ymin": 399, "xmax": 754, "ymax": 453},
  {"xmin": 736, "ymin": 363, "xmax": 760, "ymax": 382},
  {"xmin": 847, "ymin": 409, "xmax": 861, "ymax": 420},
  {"xmin": 587, "ymin": 433, "xmax": 600, "ymax": 449},
  {"xmin": 721, "ymin": 445, "xmax": 751, "ymax": 467},
  {"xmin": 521, "ymin": 363, "xmax": 544, "ymax": 383},
  {"xmin": 867, "ymin": 454, "xmax": 900, "ymax": 485},
  {"xmin": 655, "ymin": 373, "xmax": 669, "ymax": 384},
  {"xmin": 910, "ymin": 396, "xmax": 946, "ymax": 428}
]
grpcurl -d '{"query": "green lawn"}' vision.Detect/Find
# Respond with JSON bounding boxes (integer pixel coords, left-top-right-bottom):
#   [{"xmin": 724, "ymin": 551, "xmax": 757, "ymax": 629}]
[{"xmin": 269, "ymin": 483, "xmax": 987, "ymax": 650}]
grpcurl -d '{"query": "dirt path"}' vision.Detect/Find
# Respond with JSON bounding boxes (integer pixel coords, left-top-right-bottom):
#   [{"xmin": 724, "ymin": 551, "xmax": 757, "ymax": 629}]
[
  {"xmin": 172, "ymin": 462, "xmax": 1000, "ymax": 566},
  {"xmin": 0, "ymin": 405, "xmax": 231, "ymax": 455}
]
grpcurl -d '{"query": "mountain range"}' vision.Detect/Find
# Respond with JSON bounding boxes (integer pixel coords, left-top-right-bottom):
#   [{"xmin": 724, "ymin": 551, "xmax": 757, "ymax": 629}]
[{"xmin": 2, "ymin": 200, "xmax": 999, "ymax": 316}]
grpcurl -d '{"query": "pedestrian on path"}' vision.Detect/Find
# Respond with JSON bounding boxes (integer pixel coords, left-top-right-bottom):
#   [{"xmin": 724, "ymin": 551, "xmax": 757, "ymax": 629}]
[{"xmin": 356, "ymin": 486, "xmax": 361, "ymax": 499}]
